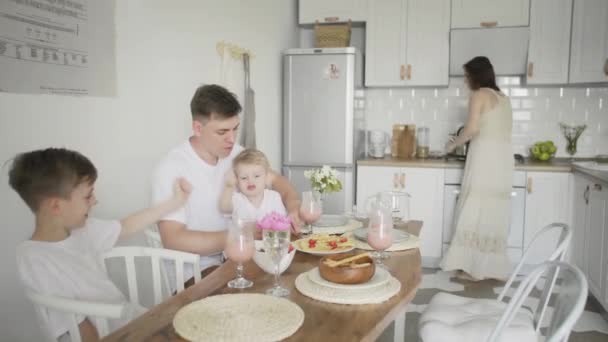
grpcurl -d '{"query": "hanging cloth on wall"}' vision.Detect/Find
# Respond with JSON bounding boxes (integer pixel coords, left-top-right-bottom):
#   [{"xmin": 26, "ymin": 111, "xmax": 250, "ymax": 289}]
[
  {"xmin": 218, "ymin": 43, "xmax": 245, "ymax": 137},
  {"xmin": 240, "ymin": 53, "xmax": 257, "ymax": 148}
]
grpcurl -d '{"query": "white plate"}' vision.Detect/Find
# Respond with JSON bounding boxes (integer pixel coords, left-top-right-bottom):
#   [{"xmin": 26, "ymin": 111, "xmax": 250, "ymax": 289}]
[
  {"xmin": 314, "ymin": 214, "xmax": 349, "ymax": 227},
  {"xmin": 293, "ymin": 238, "xmax": 355, "ymax": 256},
  {"xmin": 352, "ymin": 227, "xmax": 410, "ymax": 244},
  {"xmin": 307, "ymin": 267, "xmax": 390, "ymax": 290}
]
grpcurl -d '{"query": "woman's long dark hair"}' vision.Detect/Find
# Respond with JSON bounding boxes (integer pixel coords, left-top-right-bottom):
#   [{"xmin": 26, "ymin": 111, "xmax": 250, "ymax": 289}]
[{"xmin": 463, "ymin": 56, "xmax": 500, "ymax": 92}]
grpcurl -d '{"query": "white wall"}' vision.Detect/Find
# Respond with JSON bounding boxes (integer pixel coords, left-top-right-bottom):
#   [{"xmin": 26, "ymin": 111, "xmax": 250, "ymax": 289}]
[{"xmin": 0, "ymin": 1, "xmax": 298, "ymax": 340}]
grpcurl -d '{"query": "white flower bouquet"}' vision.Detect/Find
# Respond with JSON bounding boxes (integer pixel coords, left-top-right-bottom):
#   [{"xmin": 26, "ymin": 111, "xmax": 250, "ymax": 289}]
[{"xmin": 303, "ymin": 165, "xmax": 343, "ymax": 194}]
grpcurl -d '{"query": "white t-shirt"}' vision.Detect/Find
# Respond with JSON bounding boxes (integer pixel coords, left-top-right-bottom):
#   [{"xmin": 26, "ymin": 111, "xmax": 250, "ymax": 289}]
[
  {"xmin": 232, "ymin": 189, "xmax": 287, "ymax": 222},
  {"xmin": 16, "ymin": 218, "xmax": 145, "ymax": 340},
  {"xmin": 152, "ymin": 139, "xmax": 244, "ymax": 274}
]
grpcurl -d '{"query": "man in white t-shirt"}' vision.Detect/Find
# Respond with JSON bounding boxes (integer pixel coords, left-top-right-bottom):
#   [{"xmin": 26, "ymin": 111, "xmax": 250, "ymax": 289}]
[{"xmin": 152, "ymin": 84, "xmax": 301, "ymax": 277}]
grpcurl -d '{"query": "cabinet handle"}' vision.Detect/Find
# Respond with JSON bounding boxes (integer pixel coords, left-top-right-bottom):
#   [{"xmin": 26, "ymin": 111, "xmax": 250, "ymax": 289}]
[
  {"xmin": 604, "ymin": 58, "xmax": 608, "ymax": 76},
  {"xmin": 400, "ymin": 65, "xmax": 406, "ymax": 80},
  {"xmin": 528, "ymin": 62, "xmax": 534, "ymax": 78},
  {"xmin": 400, "ymin": 173, "xmax": 406, "ymax": 188},
  {"xmin": 393, "ymin": 173, "xmax": 400, "ymax": 189},
  {"xmin": 480, "ymin": 21, "xmax": 498, "ymax": 28},
  {"xmin": 324, "ymin": 16, "xmax": 340, "ymax": 22},
  {"xmin": 584, "ymin": 185, "xmax": 590, "ymax": 205},
  {"xmin": 594, "ymin": 184, "xmax": 603, "ymax": 191},
  {"xmin": 527, "ymin": 177, "xmax": 533, "ymax": 194},
  {"xmin": 407, "ymin": 64, "xmax": 412, "ymax": 80}
]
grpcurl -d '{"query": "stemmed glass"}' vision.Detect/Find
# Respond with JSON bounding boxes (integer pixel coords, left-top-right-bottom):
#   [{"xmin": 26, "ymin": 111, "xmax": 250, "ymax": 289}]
[
  {"xmin": 263, "ymin": 228, "xmax": 291, "ymax": 297},
  {"xmin": 367, "ymin": 200, "xmax": 394, "ymax": 268},
  {"xmin": 225, "ymin": 220, "xmax": 255, "ymax": 288},
  {"xmin": 299, "ymin": 191, "xmax": 322, "ymax": 236}
]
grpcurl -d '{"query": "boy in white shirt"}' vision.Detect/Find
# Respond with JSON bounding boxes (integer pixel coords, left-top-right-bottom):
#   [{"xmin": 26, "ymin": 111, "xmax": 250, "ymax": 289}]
[
  {"xmin": 9, "ymin": 148, "xmax": 191, "ymax": 342},
  {"xmin": 219, "ymin": 149, "xmax": 287, "ymax": 222}
]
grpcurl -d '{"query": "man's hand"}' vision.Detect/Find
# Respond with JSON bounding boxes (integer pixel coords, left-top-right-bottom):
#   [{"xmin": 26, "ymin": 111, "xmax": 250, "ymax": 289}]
[{"xmin": 224, "ymin": 168, "xmax": 237, "ymax": 188}]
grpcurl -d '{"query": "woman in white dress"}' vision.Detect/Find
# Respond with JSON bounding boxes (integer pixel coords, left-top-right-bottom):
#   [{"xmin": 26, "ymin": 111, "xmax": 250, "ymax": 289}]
[{"xmin": 441, "ymin": 56, "xmax": 514, "ymax": 281}]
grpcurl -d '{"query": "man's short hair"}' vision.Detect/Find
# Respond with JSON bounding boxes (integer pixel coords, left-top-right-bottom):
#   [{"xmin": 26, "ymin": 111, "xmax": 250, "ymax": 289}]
[
  {"xmin": 8, "ymin": 148, "xmax": 97, "ymax": 211},
  {"xmin": 233, "ymin": 149, "xmax": 270, "ymax": 172},
  {"xmin": 190, "ymin": 84, "xmax": 242, "ymax": 122}
]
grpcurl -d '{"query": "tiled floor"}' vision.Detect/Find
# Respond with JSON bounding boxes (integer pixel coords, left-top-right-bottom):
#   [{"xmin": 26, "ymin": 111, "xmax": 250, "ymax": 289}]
[{"xmin": 378, "ymin": 268, "xmax": 608, "ymax": 341}]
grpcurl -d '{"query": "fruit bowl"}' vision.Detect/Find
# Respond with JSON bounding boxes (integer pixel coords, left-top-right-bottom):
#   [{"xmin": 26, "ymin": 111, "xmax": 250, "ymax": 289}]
[
  {"xmin": 530, "ymin": 140, "xmax": 557, "ymax": 161},
  {"xmin": 318, "ymin": 252, "xmax": 375, "ymax": 284}
]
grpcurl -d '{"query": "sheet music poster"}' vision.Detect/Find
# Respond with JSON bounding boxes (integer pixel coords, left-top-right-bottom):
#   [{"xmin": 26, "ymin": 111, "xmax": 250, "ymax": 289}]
[{"xmin": 0, "ymin": 0, "xmax": 116, "ymax": 96}]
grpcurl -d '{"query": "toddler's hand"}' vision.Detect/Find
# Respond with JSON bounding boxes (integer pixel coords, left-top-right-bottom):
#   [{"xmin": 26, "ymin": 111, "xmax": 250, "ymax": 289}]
[
  {"xmin": 224, "ymin": 168, "xmax": 237, "ymax": 188},
  {"xmin": 174, "ymin": 177, "xmax": 192, "ymax": 204}
]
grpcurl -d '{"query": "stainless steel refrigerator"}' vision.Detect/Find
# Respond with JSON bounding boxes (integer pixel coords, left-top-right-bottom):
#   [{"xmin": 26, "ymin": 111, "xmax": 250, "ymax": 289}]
[{"xmin": 282, "ymin": 47, "xmax": 364, "ymax": 214}]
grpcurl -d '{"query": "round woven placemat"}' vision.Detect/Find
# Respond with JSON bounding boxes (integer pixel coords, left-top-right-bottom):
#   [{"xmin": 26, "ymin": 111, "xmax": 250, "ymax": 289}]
[
  {"xmin": 173, "ymin": 294, "xmax": 304, "ymax": 342},
  {"xmin": 312, "ymin": 218, "xmax": 363, "ymax": 235},
  {"xmin": 352, "ymin": 233, "xmax": 420, "ymax": 252},
  {"xmin": 295, "ymin": 270, "xmax": 401, "ymax": 305}
]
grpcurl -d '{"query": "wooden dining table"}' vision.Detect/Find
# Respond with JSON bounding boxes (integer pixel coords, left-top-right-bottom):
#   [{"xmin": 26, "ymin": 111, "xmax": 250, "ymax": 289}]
[{"xmin": 102, "ymin": 221, "xmax": 423, "ymax": 342}]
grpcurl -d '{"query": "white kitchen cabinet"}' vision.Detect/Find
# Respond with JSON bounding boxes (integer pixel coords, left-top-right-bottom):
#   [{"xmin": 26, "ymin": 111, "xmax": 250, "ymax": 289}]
[
  {"xmin": 585, "ymin": 182, "xmax": 608, "ymax": 302},
  {"xmin": 526, "ymin": 0, "xmax": 572, "ymax": 84},
  {"xmin": 365, "ymin": 0, "xmax": 450, "ymax": 86},
  {"xmin": 571, "ymin": 173, "xmax": 593, "ymax": 271},
  {"xmin": 569, "ymin": 0, "xmax": 608, "ymax": 83},
  {"xmin": 451, "ymin": 0, "xmax": 530, "ymax": 28},
  {"xmin": 523, "ymin": 172, "xmax": 572, "ymax": 265},
  {"xmin": 298, "ymin": 0, "xmax": 368, "ymax": 24},
  {"xmin": 356, "ymin": 165, "xmax": 445, "ymax": 265}
]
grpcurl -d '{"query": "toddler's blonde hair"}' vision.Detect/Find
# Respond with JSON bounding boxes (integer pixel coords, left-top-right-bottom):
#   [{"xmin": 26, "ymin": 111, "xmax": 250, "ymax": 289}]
[{"xmin": 233, "ymin": 149, "xmax": 270, "ymax": 172}]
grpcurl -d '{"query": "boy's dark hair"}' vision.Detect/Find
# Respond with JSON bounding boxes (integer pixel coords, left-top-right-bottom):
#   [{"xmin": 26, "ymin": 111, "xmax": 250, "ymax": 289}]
[
  {"xmin": 190, "ymin": 84, "xmax": 242, "ymax": 122},
  {"xmin": 8, "ymin": 148, "xmax": 97, "ymax": 212},
  {"xmin": 463, "ymin": 56, "xmax": 501, "ymax": 92}
]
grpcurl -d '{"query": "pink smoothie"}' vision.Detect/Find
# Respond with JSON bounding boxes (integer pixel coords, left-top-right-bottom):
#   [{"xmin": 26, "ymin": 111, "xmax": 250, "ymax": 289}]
[
  {"xmin": 225, "ymin": 237, "xmax": 255, "ymax": 263},
  {"xmin": 300, "ymin": 207, "xmax": 322, "ymax": 224},
  {"xmin": 367, "ymin": 224, "xmax": 393, "ymax": 250}
]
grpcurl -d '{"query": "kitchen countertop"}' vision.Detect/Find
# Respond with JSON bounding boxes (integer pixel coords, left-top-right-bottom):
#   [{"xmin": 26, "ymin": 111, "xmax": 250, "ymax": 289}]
[{"xmin": 357, "ymin": 156, "xmax": 582, "ymax": 173}]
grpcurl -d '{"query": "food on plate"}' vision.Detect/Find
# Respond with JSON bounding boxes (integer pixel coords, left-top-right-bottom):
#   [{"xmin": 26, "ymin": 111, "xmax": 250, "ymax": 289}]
[
  {"xmin": 297, "ymin": 234, "xmax": 353, "ymax": 253},
  {"xmin": 318, "ymin": 252, "xmax": 375, "ymax": 284}
]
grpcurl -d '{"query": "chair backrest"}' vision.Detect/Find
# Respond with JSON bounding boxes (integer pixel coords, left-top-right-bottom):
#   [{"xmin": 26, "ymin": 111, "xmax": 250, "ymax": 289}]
[
  {"xmin": 26, "ymin": 290, "xmax": 124, "ymax": 342},
  {"xmin": 144, "ymin": 229, "xmax": 175, "ymax": 297},
  {"xmin": 497, "ymin": 223, "xmax": 571, "ymax": 330},
  {"xmin": 102, "ymin": 246, "xmax": 201, "ymax": 306},
  {"xmin": 487, "ymin": 261, "xmax": 587, "ymax": 342}
]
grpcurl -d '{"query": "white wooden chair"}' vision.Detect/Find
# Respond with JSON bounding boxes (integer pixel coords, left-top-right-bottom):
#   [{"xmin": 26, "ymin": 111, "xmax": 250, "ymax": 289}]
[
  {"xmin": 143, "ymin": 228, "xmax": 173, "ymax": 296},
  {"xmin": 102, "ymin": 246, "xmax": 201, "ymax": 305},
  {"xmin": 418, "ymin": 223, "xmax": 572, "ymax": 342},
  {"xmin": 26, "ymin": 290, "xmax": 125, "ymax": 342},
  {"xmin": 487, "ymin": 261, "xmax": 588, "ymax": 342}
]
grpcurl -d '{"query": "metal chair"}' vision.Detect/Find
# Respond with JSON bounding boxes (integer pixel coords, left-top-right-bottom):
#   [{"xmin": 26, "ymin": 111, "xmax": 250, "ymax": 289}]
[{"xmin": 418, "ymin": 223, "xmax": 572, "ymax": 341}]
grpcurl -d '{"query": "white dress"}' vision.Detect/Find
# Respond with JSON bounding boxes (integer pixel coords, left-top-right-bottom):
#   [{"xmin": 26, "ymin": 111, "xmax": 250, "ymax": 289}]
[{"xmin": 441, "ymin": 89, "xmax": 514, "ymax": 280}]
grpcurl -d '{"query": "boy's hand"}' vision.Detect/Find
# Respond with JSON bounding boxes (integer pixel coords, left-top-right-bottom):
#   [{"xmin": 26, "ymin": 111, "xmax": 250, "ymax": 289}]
[
  {"xmin": 174, "ymin": 177, "xmax": 192, "ymax": 204},
  {"xmin": 224, "ymin": 168, "xmax": 237, "ymax": 188}
]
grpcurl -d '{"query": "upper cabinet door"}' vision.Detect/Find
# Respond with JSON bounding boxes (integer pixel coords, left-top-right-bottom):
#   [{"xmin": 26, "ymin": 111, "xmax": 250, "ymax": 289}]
[
  {"xmin": 299, "ymin": 0, "xmax": 368, "ymax": 24},
  {"xmin": 451, "ymin": 0, "xmax": 530, "ymax": 28},
  {"xmin": 365, "ymin": 0, "xmax": 450, "ymax": 87},
  {"xmin": 405, "ymin": 0, "xmax": 450, "ymax": 86},
  {"xmin": 365, "ymin": 0, "xmax": 407, "ymax": 86},
  {"xmin": 527, "ymin": 0, "xmax": 572, "ymax": 84},
  {"xmin": 569, "ymin": 0, "xmax": 608, "ymax": 83}
]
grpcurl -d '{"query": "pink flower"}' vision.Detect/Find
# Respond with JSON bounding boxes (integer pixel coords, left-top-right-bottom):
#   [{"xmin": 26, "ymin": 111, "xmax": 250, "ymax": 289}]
[{"xmin": 256, "ymin": 212, "xmax": 292, "ymax": 231}]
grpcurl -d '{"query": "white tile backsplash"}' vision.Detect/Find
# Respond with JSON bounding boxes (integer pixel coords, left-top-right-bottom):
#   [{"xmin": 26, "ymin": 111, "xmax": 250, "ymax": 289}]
[{"xmin": 363, "ymin": 76, "xmax": 608, "ymax": 157}]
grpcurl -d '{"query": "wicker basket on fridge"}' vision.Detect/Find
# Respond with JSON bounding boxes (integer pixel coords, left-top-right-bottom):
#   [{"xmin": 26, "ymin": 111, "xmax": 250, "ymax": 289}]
[{"xmin": 314, "ymin": 20, "xmax": 351, "ymax": 48}]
